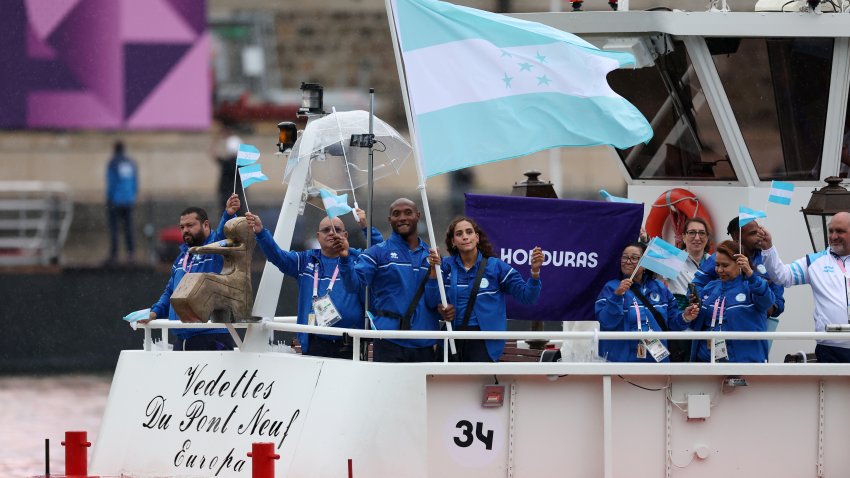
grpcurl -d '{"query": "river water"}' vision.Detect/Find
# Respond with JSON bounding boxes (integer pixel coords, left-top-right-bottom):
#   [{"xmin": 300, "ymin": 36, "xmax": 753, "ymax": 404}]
[{"xmin": 0, "ymin": 375, "xmax": 111, "ymax": 478}]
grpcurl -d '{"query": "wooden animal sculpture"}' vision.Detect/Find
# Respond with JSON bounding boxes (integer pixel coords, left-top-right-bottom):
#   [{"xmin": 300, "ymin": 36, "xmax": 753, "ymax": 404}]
[{"xmin": 171, "ymin": 216, "xmax": 257, "ymax": 323}]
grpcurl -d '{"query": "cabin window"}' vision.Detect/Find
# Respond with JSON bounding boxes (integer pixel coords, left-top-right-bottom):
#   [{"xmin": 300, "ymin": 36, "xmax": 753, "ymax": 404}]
[
  {"xmin": 712, "ymin": 38, "xmax": 833, "ymax": 181},
  {"xmin": 608, "ymin": 40, "xmax": 736, "ymax": 181}
]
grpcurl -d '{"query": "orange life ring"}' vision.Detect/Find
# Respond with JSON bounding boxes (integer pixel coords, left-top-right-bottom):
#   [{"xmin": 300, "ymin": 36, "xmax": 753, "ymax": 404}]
[{"xmin": 644, "ymin": 188, "xmax": 714, "ymax": 247}]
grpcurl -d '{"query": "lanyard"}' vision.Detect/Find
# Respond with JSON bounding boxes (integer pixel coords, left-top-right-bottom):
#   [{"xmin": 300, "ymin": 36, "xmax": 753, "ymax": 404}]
[
  {"xmin": 181, "ymin": 252, "xmax": 193, "ymax": 272},
  {"xmin": 312, "ymin": 263, "xmax": 340, "ymax": 298},
  {"xmin": 633, "ymin": 299, "xmax": 646, "ymax": 332},
  {"xmin": 710, "ymin": 297, "xmax": 726, "ymax": 328}
]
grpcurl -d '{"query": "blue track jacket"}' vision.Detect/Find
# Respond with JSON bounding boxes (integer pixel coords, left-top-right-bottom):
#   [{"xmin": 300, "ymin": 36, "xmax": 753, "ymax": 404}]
[
  {"xmin": 596, "ymin": 278, "xmax": 685, "ymax": 362},
  {"xmin": 425, "ymin": 253, "xmax": 541, "ymax": 361},
  {"xmin": 685, "ymin": 274, "xmax": 775, "ymax": 363},
  {"xmin": 340, "ymin": 232, "xmax": 439, "ymax": 348},
  {"xmin": 693, "ymin": 250, "xmax": 785, "ymax": 318},
  {"xmin": 106, "ymin": 154, "xmax": 138, "ymax": 206},
  {"xmin": 255, "ymin": 227, "xmax": 382, "ymax": 354},
  {"xmin": 151, "ymin": 210, "xmax": 235, "ymax": 340}
]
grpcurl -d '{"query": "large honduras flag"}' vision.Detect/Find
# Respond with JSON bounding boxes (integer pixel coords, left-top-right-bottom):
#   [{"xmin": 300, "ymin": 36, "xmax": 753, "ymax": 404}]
[{"xmin": 388, "ymin": 0, "xmax": 652, "ymax": 177}]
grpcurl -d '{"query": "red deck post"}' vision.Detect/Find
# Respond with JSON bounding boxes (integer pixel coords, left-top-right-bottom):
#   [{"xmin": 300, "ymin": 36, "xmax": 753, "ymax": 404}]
[
  {"xmin": 61, "ymin": 430, "xmax": 91, "ymax": 477},
  {"xmin": 247, "ymin": 442, "xmax": 280, "ymax": 478}
]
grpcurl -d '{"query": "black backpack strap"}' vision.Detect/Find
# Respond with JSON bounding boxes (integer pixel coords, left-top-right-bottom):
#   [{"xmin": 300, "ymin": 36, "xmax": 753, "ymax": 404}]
[
  {"xmin": 630, "ymin": 284, "xmax": 669, "ymax": 332},
  {"xmin": 459, "ymin": 257, "xmax": 488, "ymax": 329},
  {"xmin": 372, "ymin": 271, "xmax": 431, "ymax": 330}
]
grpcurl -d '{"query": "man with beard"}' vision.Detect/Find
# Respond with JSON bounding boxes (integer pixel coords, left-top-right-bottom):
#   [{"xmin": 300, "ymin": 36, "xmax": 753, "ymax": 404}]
[
  {"xmin": 761, "ymin": 212, "xmax": 850, "ymax": 362},
  {"xmin": 339, "ymin": 198, "xmax": 440, "ymax": 362},
  {"xmin": 141, "ymin": 194, "xmax": 241, "ymax": 350}
]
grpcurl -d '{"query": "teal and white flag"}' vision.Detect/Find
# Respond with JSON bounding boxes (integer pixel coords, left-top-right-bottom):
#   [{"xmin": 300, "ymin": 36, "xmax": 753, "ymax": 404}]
[
  {"xmin": 123, "ymin": 308, "xmax": 151, "ymax": 323},
  {"xmin": 236, "ymin": 144, "xmax": 261, "ymax": 166},
  {"xmin": 639, "ymin": 237, "xmax": 688, "ymax": 280},
  {"xmin": 739, "ymin": 206, "xmax": 767, "ymax": 227},
  {"xmin": 320, "ymin": 188, "xmax": 353, "ymax": 219},
  {"xmin": 389, "ymin": 0, "xmax": 652, "ymax": 177},
  {"xmin": 768, "ymin": 180, "xmax": 794, "ymax": 206},
  {"xmin": 239, "ymin": 163, "xmax": 269, "ymax": 189},
  {"xmin": 599, "ymin": 189, "xmax": 636, "ymax": 204}
]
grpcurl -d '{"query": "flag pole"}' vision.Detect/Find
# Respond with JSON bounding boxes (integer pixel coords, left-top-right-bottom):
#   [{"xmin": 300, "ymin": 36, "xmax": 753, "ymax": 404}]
[
  {"xmin": 739, "ymin": 223, "xmax": 742, "ymax": 256},
  {"xmin": 629, "ymin": 257, "xmax": 641, "ymax": 281},
  {"xmin": 365, "ymin": 88, "xmax": 375, "ymax": 336},
  {"xmin": 232, "ymin": 160, "xmax": 239, "ymax": 195},
  {"xmin": 385, "ymin": 0, "xmax": 455, "ymax": 356}
]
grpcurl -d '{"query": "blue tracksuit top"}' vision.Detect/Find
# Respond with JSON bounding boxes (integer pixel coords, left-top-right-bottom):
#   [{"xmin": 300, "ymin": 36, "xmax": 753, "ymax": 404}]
[
  {"xmin": 151, "ymin": 210, "xmax": 235, "ymax": 340},
  {"xmin": 254, "ymin": 227, "xmax": 382, "ymax": 354},
  {"xmin": 596, "ymin": 277, "xmax": 685, "ymax": 363},
  {"xmin": 425, "ymin": 253, "xmax": 541, "ymax": 361},
  {"xmin": 340, "ymin": 232, "xmax": 440, "ymax": 348},
  {"xmin": 692, "ymin": 250, "xmax": 785, "ymax": 318},
  {"xmin": 106, "ymin": 154, "xmax": 138, "ymax": 206},
  {"xmin": 686, "ymin": 273, "xmax": 774, "ymax": 363}
]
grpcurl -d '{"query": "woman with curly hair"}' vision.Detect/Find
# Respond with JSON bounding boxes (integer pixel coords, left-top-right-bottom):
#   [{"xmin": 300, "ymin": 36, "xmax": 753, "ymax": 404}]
[
  {"xmin": 426, "ymin": 217, "xmax": 543, "ymax": 362},
  {"xmin": 680, "ymin": 240, "xmax": 775, "ymax": 362}
]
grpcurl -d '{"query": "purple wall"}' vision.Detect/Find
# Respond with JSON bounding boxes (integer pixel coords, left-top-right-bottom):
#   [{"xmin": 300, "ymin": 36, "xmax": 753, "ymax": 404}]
[{"xmin": 0, "ymin": 0, "xmax": 209, "ymax": 130}]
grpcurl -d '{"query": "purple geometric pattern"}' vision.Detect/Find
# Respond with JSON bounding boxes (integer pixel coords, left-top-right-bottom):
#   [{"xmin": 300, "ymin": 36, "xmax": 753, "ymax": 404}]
[{"xmin": 0, "ymin": 0, "xmax": 208, "ymax": 130}]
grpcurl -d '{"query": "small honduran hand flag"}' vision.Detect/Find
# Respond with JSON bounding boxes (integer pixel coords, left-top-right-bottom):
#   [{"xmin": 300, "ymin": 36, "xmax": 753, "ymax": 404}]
[
  {"xmin": 239, "ymin": 163, "xmax": 269, "ymax": 189},
  {"xmin": 236, "ymin": 144, "xmax": 261, "ymax": 166},
  {"xmin": 599, "ymin": 189, "xmax": 637, "ymax": 204},
  {"xmin": 739, "ymin": 205, "xmax": 767, "ymax": 227},
  {"xmin": 638, "ymin": 237, "xmax": 688, "ymax": 280},
  {"xmin": 320, "ymin": 188, "xmax": 353, "ymax": 219},
  {"xmin": 123, "ymin": 308, "xmax": 150, "ymax": 323},
  {"xmin": 768, "ymin": 180, "xmax": 795, "ymax": 206}
]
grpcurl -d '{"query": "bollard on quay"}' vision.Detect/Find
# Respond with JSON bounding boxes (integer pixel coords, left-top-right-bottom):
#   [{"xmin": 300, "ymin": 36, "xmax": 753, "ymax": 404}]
[
  {"xmin": 247, "ymin": 442, "xmax": 280, "ymax": 478},
  {"xmin": 61, "ymin": 431, "xmax": 91, "ymax": 477}
]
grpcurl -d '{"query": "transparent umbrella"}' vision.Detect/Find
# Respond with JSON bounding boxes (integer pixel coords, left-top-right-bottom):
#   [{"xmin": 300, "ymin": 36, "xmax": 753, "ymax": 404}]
[{"xmin": 283, "ymin": 110, "xmax": 412, "ymax": 199}]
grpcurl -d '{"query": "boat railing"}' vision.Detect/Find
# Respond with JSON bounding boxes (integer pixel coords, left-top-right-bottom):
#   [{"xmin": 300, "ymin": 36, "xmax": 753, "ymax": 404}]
[{"xmin": 139, "ymin": 317, "xmax": 847, "ymax": 363}]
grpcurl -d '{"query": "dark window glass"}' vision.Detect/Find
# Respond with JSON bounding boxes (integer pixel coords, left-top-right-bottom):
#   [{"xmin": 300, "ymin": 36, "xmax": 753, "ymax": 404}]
[
  {"xmin": 608, "ymin": 40, "xmax": 735, "ymax": 181},
  {"xmin": 712, "ymin": 38, "xmax": 833, "ymax": 180}
]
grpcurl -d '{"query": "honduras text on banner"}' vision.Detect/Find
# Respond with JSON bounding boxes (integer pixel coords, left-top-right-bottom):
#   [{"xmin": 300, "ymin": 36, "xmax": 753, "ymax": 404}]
[
  {"xmin": 465, "ymin": 194, "xmax": 643, "ymax": 321},
  {"xmin": 389, "ymin": 0, "xmax": 653, "ymax": 178}
]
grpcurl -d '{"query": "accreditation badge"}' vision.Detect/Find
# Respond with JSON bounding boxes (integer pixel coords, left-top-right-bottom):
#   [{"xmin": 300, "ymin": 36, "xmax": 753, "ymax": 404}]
[
  {"xmin": 636, "ymin": 342, "xmax": 646, "ymax": 359},
  {"xmin": 712, "ymin": 339, "xmax": 728, "ymax": 361},
  {"xmin": 643, "ymin": 338, "xmax": 670, "ymax": 362},
  {"xmin": 312, "ymin": 295, "xmax": 342, "ymax": 327}
]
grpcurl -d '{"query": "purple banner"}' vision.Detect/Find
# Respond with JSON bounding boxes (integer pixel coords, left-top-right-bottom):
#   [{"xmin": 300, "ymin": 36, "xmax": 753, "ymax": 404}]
[
  {"xmin": 465, "ymin": 194, "xmax": 643, "ymax": 321},
  {"xmin": 0, "ymin": 0, "xmax": 209, "ymax": 130}
]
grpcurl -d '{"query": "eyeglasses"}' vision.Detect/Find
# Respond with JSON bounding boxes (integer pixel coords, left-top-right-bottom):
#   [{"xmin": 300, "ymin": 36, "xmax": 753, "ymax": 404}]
[
  {"xmin": 620, "ymin": 255, "xmax": 641, "ymax": 263},
  {"xmin": 685, "ymin": 230, "xmax": 708, "ymax": 238},
  {"xmin": 319, "ymin": 226, "xmax": 344, "ymax": 234}
]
